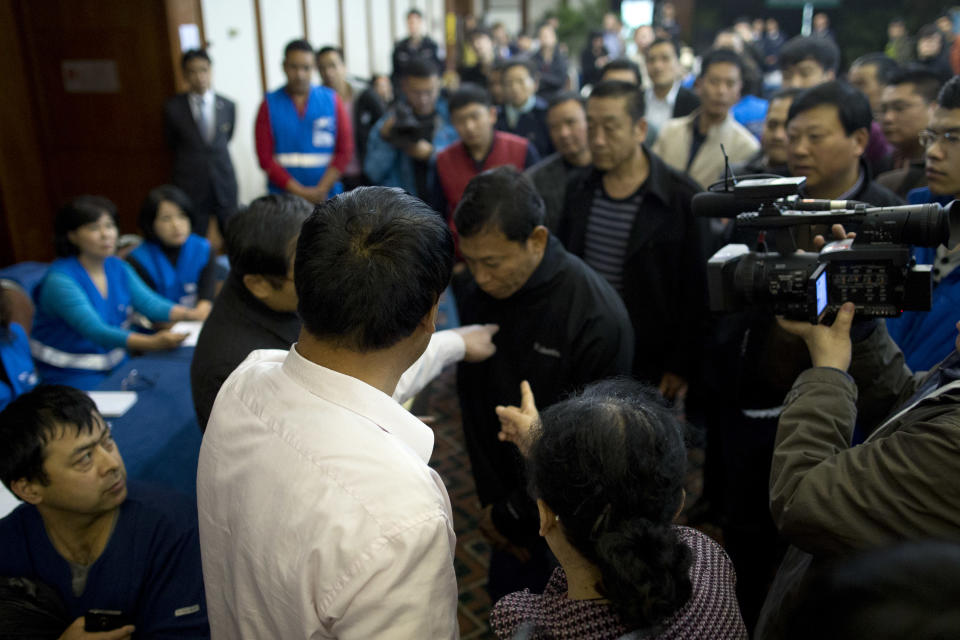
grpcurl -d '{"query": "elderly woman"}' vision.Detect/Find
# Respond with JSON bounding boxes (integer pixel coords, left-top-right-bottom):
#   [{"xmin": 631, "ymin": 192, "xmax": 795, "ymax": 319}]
[
  {"xmin": 492, "ymin": 379, "xmax": 747, "ymax": 639},
  {"xmin": 31, "ymin": 196, "xmax": 204, "ymax": 389}
]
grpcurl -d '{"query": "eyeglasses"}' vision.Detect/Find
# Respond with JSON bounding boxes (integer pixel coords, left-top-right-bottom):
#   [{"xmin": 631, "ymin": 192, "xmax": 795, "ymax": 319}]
[{"xmin": 919, "ymin": 129, "xmax": 960, "ymax": 149}]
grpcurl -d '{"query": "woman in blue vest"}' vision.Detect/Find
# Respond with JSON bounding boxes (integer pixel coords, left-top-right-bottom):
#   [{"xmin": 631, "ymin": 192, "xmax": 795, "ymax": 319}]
[
  {"xmin": 0, "ymin": 292, "xmax": 37, "ymax": 410},
  {"xmin": 31, "ymin": 196, "xmax": 206, "ymax": 389},
  {"xmin": 127, "ymin": 185, "xmax": 215, "ymax": 320}
]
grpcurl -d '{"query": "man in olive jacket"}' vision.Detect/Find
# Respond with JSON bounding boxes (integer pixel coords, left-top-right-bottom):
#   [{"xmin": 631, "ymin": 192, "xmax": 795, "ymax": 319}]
[{"xmin": 756, "ymin": 303, "xmax": 960, "ymax": 639}]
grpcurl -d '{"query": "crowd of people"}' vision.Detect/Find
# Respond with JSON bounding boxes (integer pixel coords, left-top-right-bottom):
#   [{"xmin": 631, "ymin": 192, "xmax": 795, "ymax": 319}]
[{"xmin": 2, "ymin": 4, "xmax": 960, "ymax": 639}]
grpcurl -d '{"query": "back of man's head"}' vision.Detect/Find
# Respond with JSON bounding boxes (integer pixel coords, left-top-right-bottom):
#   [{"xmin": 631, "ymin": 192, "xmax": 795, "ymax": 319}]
[
  {"xmin": 887, "ymin": 65, "xmax": 945, "ymax": 104},
  {"xmin": 454, "ymin": 167, "xmax": 545, "ymax": 242},
  {"xmin": 779, "ymin": 35, "xmax": 840, "ymax": 75},
  {"xmin": 225, "ymin": 194, "xmax": 312, "ymax": 280},
  {"xmin": 589, "ymin": 80, "xmax": 646, "ymax": 123},
  {"xmin": 0, "ymin": 385, "xmax": 99, "ymax": 492},
  {"xmin": 295, "ymin": 187, "xmax": 453, "ymax": 351},
  {"xmin": 788, "ymin": 80, "xmax": 872, "ymax": 135}
]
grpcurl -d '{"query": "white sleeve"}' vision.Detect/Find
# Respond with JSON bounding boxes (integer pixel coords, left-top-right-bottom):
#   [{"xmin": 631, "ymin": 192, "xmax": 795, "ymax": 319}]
[{"xmin": 392, "ymin": 330, "xmax": 465, "ymax": 404}]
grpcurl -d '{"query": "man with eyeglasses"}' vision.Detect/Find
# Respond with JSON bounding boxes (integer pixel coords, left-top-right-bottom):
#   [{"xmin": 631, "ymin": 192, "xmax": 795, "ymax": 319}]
[
  {"xmin": 886, "ymin": 76, "xmax": 960, "ymax": 372},
  {"xmin": 876, "ymin": 67, "xmax": 943, "ymax": 198}
]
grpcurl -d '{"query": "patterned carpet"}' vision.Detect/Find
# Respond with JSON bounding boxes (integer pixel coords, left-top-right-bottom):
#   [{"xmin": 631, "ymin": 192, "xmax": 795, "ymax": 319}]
[{"xmin": 416, "ymin": 367, "xmax": 710, "ymax": 640}]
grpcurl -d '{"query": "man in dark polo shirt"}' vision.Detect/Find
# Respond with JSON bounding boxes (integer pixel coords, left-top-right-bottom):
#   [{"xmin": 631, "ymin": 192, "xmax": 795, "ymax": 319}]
[
  {"xmin": 454, "ymin": 166, "xmax": 633, "ymax": 601},
  {"xmin": 190, "ymin": 194, "xmax": 308, "ymax": 430},
  {"xmin": 558, "ymin": 80, "xmax": 706, "ymax": 400}
]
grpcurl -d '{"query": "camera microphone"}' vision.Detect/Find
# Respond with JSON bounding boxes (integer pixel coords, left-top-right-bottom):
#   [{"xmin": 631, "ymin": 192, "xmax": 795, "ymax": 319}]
[{"xmin": 692, "ymin": 192, "xmax": 763, "ymax": 218}]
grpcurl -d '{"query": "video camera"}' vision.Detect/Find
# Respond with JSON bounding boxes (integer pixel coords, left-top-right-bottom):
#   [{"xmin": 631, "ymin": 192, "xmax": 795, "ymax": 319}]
[
  {"xmin": 385, "ymin": 102, "xmax": 433, "ymax": 149},
  {"xmin": 695, "ymin": 175, "xmax": 960, "ymax": 324}
]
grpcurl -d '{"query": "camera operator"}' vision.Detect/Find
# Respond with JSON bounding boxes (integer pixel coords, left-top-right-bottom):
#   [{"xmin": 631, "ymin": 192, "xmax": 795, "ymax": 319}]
[
  {"xmin": 364, "ymin": 59, "xmax": 457, "ymax": 201},
  {"xmin": 755, "ymin": 245, "xmax": 960, "ymax": 639}
]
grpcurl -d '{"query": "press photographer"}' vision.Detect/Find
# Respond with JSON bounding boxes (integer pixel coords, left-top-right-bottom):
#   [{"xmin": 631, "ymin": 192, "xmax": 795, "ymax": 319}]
[
  {"xmin": 750, "ymin": 222, "xmax": 960, "ymax": 639},
  {"xmin": 364, "ymin": 59, "xmax": 458, "ymax": 201}
]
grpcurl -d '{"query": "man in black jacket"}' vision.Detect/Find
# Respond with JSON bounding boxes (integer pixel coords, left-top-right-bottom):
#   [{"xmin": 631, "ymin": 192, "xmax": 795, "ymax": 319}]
[
  {"xmin": 163, "ymin": 49, "xmax": 238, "ymax": 245},
  {"xmin": 454, "ymin": 166, "xmax": 633, "ymax": 600},
  {"xmin": 558, "ymin": 80, "xmax": 706, "ymax": 399}
]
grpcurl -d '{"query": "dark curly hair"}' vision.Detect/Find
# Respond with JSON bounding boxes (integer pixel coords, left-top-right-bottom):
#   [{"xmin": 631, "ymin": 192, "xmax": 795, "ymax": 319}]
[{"xmin": 528, "ymin": 378, "xmax": 692, "ymax": 631}]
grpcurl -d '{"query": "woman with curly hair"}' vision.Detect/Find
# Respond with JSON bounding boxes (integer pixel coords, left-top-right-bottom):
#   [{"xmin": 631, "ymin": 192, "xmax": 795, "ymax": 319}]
[{"xmin": 491, "ymin": 378, "xmax": 747, "ymax": 639}]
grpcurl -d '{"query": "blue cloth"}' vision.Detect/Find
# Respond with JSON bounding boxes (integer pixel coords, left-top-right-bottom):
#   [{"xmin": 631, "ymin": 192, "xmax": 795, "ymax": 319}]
[
  {"xmin": 732, "ymin": 95, "xmax": 768, "ymax": 141},
  {"xmin": 99, "ymin": 348, "xmax": 201, "ymax": 498},
  {"xmin": 363, "ymin": 111, "xmax": 459, "ymax": 197},
  {"xmin": 0, "ymin": 483, "xmax": 209, "ymax": 638},
  {"xmin": 0, "ymin": 323, "xmax": 38, "ymax": 410},
  {"xmin": 128, "ymin": 235, "xmax": 211, "ymax": 306},
  {"xmin": 266, "ymin": 86, "xmax": 342, "ymax": 195},
  {"xmin": 31, "ymin": 257, "xmax": 174, "ymax": 389},
  {"xmin": 885, "ymin": 188, "xmax": 958, "ymax": 371},
  {"xmin": 0, "ymin": 261, "xmax": 49, "ymax": 297}
]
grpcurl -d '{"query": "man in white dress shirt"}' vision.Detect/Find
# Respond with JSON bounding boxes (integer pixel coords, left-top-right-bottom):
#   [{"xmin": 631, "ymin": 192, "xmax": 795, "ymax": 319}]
[{"xmin": 198, "ymin": 187, "xmax": 479, "ymax": 639}]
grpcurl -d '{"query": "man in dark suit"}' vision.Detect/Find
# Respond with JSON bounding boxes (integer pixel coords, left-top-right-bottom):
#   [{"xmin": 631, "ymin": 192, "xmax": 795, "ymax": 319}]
[
  {"xmin": 642, "ymin": 38, "xmax": 699, "ymax": 144},
  {"xmin": 163, "ymin": 49, "xmax": 238, "ymax": 249}
]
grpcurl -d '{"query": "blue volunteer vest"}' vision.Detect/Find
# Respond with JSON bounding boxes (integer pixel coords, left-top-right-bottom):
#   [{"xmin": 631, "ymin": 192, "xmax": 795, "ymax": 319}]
[
  {"xmin": 129, "ymin": 235, "xmax": 210, "ymax": 306},
  {"xmin": 0, "ymin": 323, "xmax": 38, "ymax": 410},
  {"xmin": 31, "ymin": 256, "xmax": 132, "ymax": 386},
  {"xmin": 266, "ymin": 86, "xmax": 343, "ymax": 196}
]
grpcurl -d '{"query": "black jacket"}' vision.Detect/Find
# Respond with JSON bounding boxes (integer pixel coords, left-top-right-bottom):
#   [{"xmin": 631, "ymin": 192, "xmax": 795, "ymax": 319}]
[
  {"xmin": 673, "ymin": 86, "xmax": 701, "ymax": 119},
  {"xmin": 495, "ymin": 97, "xmax": 554, "ymax": 159},
  {"xmin": 558, "ymin": 149, "xmax": 707, "ymax": 384},
  {"xmin": 163, "ymin": 93, "xmax": 238, "ymax": 223},
  {"xmin": 456, "ymin": 236, "xmax": 634, "ymax": 541},
  {"xmin": 190, "ymin": 274, "xmax": 301, "ymax": 431}
]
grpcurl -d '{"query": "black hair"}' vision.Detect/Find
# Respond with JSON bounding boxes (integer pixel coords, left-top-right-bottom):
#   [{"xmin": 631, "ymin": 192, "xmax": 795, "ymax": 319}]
[
  {"xmin": 53, "ymin": 196, "xmax": 119, "ymax": 257},
  {"xmin": 502, "ymin": 57, "xmax": 537, "ymax": 79},
  {"xmin": 771, "ymin": 87, "xmax": 805, "ymax": 102},
  {"xmin": 528, "ymin": 378, "xmax": 692, "ymax": 630},
  {"xmin": 181, "ymin": 48, "xmax": 211, "ymax": 70},
  {"xmin": 589, "ymin": 80, "xmax": 646, "ymax": 123},
  {"xmin": 886, "ymin": 65, "xmax": 945, "ymax": 104},
  {"xmin": 284, "ymin": 39, "xmax": 314, "ymax": 59},
  {"xmin": 316, "ymin": 45, "xmax": 344, "ymax": 61},
  {"xmin": 547, "ymin": 90, "xmax": 585, "ymax": 112},
  {"xmin": 779, "ymin": 35, "xmax": 841, "ymax": 73},
  {"xmin": 470, "ymin": 27, "xmax": 493, "ymax": 41},
  {"xmin": 601, "ymin": 58, "xmax": 643, "ymax": 84},
  {"xmin": 787, "ymin": 541, "xmax": 960, "ymax": 640},
  {"xmin": 294, "ymin": 186, "xmax": 453, "ymax": 351},
  {"xmin": 403, "ymin": 58, "xmax": 439, "ymax": 79},
  {"xmin": 224, "ymin": 194, "xmax": 311, "ymax": 280},
  {"xmin": 449, "ymin": 83, "xmax": 492, "ymax": 113},
  {"xmin": 788, "ymin": 80, "xmax": 873, "ymax": 134},
  {"xmin": 0, "ymin": 385, "xmax": 100, "ymax": 491},
  {"xmin": 918, "ymin": 23, "xmax": 943, "ymax": 41},
  {"xmin": 407, "ymin": 8, "xmax": 422, "ymax": 18},
  {"xmin": 138, "ymin": 185, "xmax": 196, "ymax": 245},
  {"xmin": 699, "ymin": 47, "xmax": 746, "ymax": 81},
  {"xmin": 938, "ymin": 75, "xmax": 960, "ymax": 109},
  {"xmin": 648, "ymin": 37, "xmax": 680, "ymax": 58},
  {"xmin": 850, "ymin": 53, "xmax": 899, "ymax": 85},
  {"xmin": 453, "ymin": 167, "xmax": 544, "ymax": 243}
]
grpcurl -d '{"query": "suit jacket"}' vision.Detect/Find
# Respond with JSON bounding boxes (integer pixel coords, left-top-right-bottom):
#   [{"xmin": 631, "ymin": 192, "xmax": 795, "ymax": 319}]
[{"xmin": 163, "ymin": 92, "xmax": 238, "ymax": 212}]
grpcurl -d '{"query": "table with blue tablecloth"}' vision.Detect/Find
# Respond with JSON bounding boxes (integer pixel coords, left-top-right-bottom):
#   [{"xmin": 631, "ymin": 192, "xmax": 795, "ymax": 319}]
[{"xmin": 97, "ymin": 346, "xmax": 200, "ymax": 499}]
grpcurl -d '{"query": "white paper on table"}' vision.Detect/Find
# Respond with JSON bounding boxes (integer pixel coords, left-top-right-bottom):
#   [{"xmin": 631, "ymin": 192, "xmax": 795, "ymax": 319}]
[
  {"xmin": 88, "ymin": 391, "xmax": 139, "ymax": 417},
  {"xmin": 170, "ymin": 321, "xmax": 204, "ymax": 347}
]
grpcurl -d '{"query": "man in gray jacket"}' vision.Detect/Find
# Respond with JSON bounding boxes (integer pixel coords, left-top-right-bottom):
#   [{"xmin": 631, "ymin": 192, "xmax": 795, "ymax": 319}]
[{"xmin": 756, "ymin": 300, "xmax": 960, "ymax": 638}]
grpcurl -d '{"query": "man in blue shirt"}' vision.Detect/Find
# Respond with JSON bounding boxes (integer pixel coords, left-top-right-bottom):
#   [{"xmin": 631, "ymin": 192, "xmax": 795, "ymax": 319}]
[
  {"xmin": 0, "ymin": 386, "xmax": 209, "ymax": 639},
  {"xmin": 887, "ymin": 76, "xmax": 960, "ymax": 371}
]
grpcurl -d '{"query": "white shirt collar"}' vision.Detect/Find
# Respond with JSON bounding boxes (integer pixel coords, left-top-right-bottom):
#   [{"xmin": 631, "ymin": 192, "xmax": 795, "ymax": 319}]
[{"xmin": 280, "ymin": 344, "xmax": 435, "ymax": 463}]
